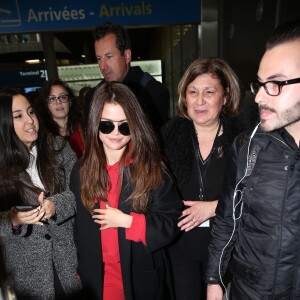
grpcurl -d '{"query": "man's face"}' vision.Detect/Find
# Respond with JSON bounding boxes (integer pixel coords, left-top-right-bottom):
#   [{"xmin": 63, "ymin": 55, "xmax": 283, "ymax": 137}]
[
  {"xmin": 95, "ymin": 33, "xmax": 131, "ymax": 82},
  {"xmin": 255, "ymin": 39, "xmax": 300, "ymax": 135}
]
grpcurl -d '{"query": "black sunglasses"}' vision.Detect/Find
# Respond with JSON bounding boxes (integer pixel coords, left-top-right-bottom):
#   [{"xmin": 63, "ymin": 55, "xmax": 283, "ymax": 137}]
[{"xmin": 99, "ymin": 120, "xmax": 130, "ymax": 136}]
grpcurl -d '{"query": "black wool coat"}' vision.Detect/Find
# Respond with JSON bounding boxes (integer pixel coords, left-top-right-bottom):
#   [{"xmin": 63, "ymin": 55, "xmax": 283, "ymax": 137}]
[{"xmin": 70, "ymin": 162, "xmax": 182, "ymax": 300}]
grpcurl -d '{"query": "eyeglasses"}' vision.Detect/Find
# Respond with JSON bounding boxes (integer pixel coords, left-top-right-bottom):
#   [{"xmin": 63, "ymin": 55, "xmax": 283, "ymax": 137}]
[
  {"xmin": 99, "ymin": 120, "xmax": 130, "ymax": 136},
  {"xmin": 250, "ymin": 77, "xmax": 300, "ymax": 96},
  {"xmin": 48, "ymin": 94, "xmax": 70, "ymax": 105}
]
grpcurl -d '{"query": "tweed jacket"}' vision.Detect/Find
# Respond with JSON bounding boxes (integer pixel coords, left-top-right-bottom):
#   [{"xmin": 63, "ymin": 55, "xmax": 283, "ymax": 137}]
[{"xmin": 0, "ymin": 139, "xmax": 81, "ymax": 300}]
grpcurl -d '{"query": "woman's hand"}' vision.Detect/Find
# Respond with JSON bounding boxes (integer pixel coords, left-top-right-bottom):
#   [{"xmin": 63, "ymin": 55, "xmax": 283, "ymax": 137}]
[
  {"xmin": 10, "ymin": 206, "xmax": 45, "ymax": 226},
  {"xmin": 38, "ymin": 192, "xmax": 56, "ymax": 221},
  {"xmin": 207, "ymin": 284, "xmax": 223, "ymax": 300},
  {"xmin": 93, "ymin": 204, "xmax": 133, "ymax": 229},
  {"xmin": 178, "ymin": 200, "xmax": 218, "ymax": 232}
]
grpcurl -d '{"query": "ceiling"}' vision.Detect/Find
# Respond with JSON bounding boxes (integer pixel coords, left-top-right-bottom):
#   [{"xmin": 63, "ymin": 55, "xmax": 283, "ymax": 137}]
[{"xmin": 0, "ymin": 26, "xmax": 165, "ymax": 69}]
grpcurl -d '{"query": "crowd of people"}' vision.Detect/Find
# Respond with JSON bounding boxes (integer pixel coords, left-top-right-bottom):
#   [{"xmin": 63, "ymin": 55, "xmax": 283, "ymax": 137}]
[{"xmin": 0, "ymin": 18, "xmax": 299, "ymax": 300}]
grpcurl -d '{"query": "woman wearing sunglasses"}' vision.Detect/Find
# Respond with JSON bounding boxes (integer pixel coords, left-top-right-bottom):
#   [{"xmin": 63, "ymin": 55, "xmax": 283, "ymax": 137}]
[
  {"xmin": 70, "ymin": 82, "xmax": 182, "ymax": 300},
  {"xmin": 38, "ymin": 79, "xmax": 85, "ymax": 158}
]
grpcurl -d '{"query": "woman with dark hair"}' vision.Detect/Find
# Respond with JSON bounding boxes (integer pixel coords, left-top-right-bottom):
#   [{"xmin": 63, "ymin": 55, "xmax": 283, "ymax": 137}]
[
  {"xmin": 39, "ymin": 78, "xmax": 84, "ymax": 158},
  {"xmin": 161, "ymin": 57, "xmax": 241, "ymax": 299},
  {"xmin": 70, "ymin": 82, "xmax": 182, "ymax": 300},
  {"xmin": 0, "ymin": 88, "xmax": 81, "ymax": 299}
]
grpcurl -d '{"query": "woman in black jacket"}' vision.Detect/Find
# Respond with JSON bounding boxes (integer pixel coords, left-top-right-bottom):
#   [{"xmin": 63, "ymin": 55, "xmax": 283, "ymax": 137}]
[
  {"xmin": 70, "ymin": 82, "xmax": 182, "ymax": 300},
  {"xmin": 161, "ymin": 58, "xmax": 241, "ymax": 300}
]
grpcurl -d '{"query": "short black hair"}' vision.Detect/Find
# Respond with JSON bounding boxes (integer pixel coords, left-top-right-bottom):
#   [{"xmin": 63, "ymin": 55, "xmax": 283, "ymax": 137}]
[
  {"xmin": 266, "ymin": 19, "xmax": 300, "ymax": 50},
  {"xmin": 94, "ymin": 22, "xmax": 131, "ymax": 55}
]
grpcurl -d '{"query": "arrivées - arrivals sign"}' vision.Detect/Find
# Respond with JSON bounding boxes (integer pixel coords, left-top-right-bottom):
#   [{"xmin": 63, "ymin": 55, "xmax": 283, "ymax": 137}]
[{"xmin": 0, "ymin": 0, "xmax": 201, "ymax": 34}]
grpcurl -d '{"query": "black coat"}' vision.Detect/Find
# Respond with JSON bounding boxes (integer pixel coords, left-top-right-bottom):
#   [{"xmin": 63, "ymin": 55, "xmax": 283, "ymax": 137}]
[
  {"xmin": 161, "ymin": 116, "xmax": 238, "ymax": 260},
  {"xmin": 83, "ymin": 66, "xmax": 170, "ymax": 133},
  {"xmin": 205, "ymin": 128, "xmax": 300, "ymax": 299},
  {"xmin": 70, "ymin": 162, "xmax": 182, "ymax": 300}
]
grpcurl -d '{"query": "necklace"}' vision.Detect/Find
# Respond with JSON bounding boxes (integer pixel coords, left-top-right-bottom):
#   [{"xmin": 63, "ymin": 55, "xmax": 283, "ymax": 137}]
[{"xmin": 193, "ymin": 121, "xmax": 222, "ymax": 200}]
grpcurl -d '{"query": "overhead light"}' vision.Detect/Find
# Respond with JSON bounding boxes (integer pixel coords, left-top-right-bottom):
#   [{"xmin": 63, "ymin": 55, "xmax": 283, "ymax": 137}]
[
  {"xmin": 81, "ymin": 54, "xmax": 86, "ymax": 58},
  {"xmin": 25, "ymin": 59, "xmax": 41, "ymax": 64}
]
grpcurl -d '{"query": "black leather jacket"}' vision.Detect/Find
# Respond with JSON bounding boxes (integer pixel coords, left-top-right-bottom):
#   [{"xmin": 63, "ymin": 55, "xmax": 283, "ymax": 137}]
[{"xmin": 205, "ymin": 128, "xmax": 300, "ymax": 299}]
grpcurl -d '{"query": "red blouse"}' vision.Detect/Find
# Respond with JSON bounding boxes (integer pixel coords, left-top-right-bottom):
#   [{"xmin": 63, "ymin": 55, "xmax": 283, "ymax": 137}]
[{"xmin": 100, "ymin": 162, "xmax": 146, "ymax": 263}]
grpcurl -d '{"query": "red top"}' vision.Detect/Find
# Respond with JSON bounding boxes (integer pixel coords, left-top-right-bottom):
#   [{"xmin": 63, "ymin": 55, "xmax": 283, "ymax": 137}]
[
  {"xmin": 68, "ymin": 124, "xmax": 85, "ymax": 158},
  {"xmin": 100, "ymin": 162, "xmax": 146, "ymax": 263}
]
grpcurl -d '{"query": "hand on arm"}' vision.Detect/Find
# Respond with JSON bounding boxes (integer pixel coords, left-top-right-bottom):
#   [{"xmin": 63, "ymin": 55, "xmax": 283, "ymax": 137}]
[
  {"xmin": 207, "ymin": 284, "xmax": 223, "ymax": 300},
  {"xmin": 38, "ymin": 192, "xmax": 56, "ymax": 221},
  {"xmin": 178, "ymin": 200, "xmax": 218, "ymax": 232},
  {"xmin": 93, "ymin": 204, "xmax": 133, "ymax": 230}
]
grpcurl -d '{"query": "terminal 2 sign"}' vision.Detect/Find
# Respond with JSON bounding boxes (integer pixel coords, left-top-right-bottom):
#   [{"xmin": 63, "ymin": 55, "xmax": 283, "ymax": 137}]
[{"xmin": 0, "ymin": 0, "xmax": 201, "ymax": 34}]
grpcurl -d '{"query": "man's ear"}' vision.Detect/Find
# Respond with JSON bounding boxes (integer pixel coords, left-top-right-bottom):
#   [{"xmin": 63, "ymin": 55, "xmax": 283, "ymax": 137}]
[{"xmin": 124, "ymin": 49, "xmax": 131, "ymax": 63}]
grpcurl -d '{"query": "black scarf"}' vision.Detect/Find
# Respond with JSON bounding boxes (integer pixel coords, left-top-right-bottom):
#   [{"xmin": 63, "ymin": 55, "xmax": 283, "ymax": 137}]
[{"xmin": 161, "ymin": 115, "xmax": 238, "ymax": 189}]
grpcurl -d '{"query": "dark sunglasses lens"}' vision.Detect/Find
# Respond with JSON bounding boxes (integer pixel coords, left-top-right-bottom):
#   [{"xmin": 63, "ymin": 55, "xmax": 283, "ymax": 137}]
[
  {"xmin": 99, "ymin": 121, "xmax": 115, "ymax": 134},
  {"xmin": 118, "ymin": 122, "xmax": 130, "ymax": 136}
]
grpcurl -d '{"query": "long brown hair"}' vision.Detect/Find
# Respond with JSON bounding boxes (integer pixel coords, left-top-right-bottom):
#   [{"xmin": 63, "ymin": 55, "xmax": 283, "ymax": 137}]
[
  {"xmin": 0, "ymin": 88, "xmax": 65, "ymax": 207},
  {"xmin": 80, "ymin": 82, "xmax": 163, "ymax": 213},
  {"xmin": 38, "ymin": 78, "xmax": 82, "ymax": 136}
]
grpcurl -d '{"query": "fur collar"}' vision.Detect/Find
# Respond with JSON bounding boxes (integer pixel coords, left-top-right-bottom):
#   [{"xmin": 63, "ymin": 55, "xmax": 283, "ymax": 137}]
[{"xmin": 161, "ymin": 116, "xmax": 238, "ymax": 188}]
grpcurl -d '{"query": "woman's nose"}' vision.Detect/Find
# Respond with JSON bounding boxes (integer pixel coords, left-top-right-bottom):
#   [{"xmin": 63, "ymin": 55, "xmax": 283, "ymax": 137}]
[
  {"xmin": 196, "ymin": 93, "xmax": 206, "ymax": 105},
  {"xmin": 26, "ymin": 114, "xmax": 34, "ymax": 124},
  {"xmin": 111, "ymin": 124, "xmax": 120, "ymax": 135}
]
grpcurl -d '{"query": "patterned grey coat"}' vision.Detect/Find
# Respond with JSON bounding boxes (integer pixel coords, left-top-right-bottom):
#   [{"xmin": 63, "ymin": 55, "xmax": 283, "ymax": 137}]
[{"xmin": 0, "ymin": 140, "xmax": 81, "ymax": 300}]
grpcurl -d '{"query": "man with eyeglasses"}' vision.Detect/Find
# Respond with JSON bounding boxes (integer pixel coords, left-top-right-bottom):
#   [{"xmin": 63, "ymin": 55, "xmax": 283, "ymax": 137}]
[{"xmin": 205, "ymin": 19, "xmax": 300, "ymax": 300}]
